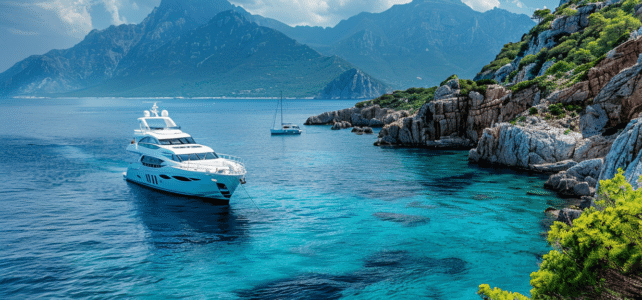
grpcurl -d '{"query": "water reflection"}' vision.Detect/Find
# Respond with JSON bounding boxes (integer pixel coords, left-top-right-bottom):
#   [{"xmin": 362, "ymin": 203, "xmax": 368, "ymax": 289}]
[{"xmin": 127, "ymin": 182, "xmax": 250, "ymax": 249}]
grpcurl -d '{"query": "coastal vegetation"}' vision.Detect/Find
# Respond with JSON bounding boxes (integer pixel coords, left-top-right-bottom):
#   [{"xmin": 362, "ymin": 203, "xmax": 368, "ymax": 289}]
[
  {"xmin": 355, "ymin": 87, "xmax": 437, "ymax": 111},
  {"xmin": 478, "ymin": 169, "xmax": 642, "ymax": 299},
  {"xmin": 355, "ymin": 76, "xmax": 497, "ymax": 112}
]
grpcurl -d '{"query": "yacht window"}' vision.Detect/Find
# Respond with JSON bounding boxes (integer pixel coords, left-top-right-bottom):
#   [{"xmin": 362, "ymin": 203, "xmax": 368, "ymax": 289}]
[
  {"xmin": 146, "ymin": 119, "xmax": 169, "ymax": 130},
  {"xmin": 141, "ymin": 155, "xmax": 164, "ymax": 168},
  {"xmin": 186, "ymin": 137, "xmax": 196, "ymax": 144},
  {"xmin": 179, "ymin": 138, "xmax": 190, "ymax": 144},
  {"xmin": 204, "ymin": 152, "xmax": 218, "ymax": 159},
  {"xmin": 159, "ymin": 139, "xmax": 171, "ymax": 145},
  {"xmin": 140, "ymin": 137, "xmax": 160, "ymax": 144},
  {"xmin": 178, "ymin": 154, "xmax": 189, "ymax": 161},
  {"xmin": 188, "ymin": 154, "xmax": 200, "ymax": 161}
]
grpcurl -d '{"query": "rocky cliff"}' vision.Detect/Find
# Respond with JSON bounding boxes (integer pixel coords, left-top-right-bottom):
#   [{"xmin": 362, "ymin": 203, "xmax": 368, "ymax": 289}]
[{"xmin": 306, "ymin": 0, "xmax": 642, "ymax": 203}]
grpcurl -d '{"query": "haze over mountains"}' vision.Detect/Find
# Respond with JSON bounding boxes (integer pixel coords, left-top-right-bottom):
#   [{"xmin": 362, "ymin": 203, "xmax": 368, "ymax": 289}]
[{"xmin": 0, "ymin": 0, "xmax": 535, "ymax": 99}]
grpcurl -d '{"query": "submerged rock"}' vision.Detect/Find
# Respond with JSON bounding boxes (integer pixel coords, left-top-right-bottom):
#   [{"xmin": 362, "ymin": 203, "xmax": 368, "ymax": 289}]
[{"xmin": 373, "ymin": 212, "xmax": 429, "ymax": 226}]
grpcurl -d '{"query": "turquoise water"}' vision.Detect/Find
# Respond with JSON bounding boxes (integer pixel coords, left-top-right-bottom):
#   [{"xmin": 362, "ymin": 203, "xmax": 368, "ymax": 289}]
[{"xmin": 0, "ymin": 98, "xmax": 563, "ymax": 299}]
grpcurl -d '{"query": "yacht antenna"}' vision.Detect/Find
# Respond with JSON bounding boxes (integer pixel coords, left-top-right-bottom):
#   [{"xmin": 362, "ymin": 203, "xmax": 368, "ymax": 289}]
[{"xmin": 150, "ymin": 102, "xmax": 160, "ymax": 117}]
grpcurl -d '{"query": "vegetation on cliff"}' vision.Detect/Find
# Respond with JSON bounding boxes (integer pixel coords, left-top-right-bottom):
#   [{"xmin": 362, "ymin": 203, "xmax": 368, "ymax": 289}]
[
  {"xmin": 355, "ymin": 87, "xmax": 437, "ymax": 111},
  {"xmin": 355, "ymin": 76, "xmax": 497, "ymax": 112},
  {"xmin": 478, "ymin": 169, "xmax": 642, "ymax": 299},
  {"xmin": 479, "ymin": 0, "xmax": 642, "ymax": 96}
]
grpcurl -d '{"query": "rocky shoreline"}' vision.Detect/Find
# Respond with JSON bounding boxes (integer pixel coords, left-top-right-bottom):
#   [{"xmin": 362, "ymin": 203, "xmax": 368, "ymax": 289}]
[{"xmin": 305, "ymin": 24, "xmax": 642, "ymax": 225}]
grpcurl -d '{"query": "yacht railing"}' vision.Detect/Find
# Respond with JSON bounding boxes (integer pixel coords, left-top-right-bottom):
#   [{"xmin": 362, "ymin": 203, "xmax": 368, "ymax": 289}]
[{"xmin": 174, "ymin": 154, "xmax": 246, "ymax": 175}]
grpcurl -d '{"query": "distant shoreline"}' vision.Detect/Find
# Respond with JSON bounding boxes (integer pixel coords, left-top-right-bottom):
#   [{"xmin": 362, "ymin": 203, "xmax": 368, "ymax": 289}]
[{"xmin": 11, "ymin": 96, "xmax": 321, "ymax": 100}]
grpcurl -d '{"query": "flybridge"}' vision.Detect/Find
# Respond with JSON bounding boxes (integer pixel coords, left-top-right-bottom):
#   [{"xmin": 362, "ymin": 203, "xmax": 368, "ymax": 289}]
[{"xmin": 138, "ymin": 103, "xmax": 181, "ymax": 132}]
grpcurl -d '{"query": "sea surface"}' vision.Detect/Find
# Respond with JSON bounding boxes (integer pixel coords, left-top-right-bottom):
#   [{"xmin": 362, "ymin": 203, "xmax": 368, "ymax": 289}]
[{"xmin": 0, "ymin": 98, "xmax": 566, "ymax": 299}]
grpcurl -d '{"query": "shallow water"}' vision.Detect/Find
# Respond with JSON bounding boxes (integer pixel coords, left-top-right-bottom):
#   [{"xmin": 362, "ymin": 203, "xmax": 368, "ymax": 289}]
[{"xmin": 0, "ymin": 98, "xmax": 564, "ymax": 299}]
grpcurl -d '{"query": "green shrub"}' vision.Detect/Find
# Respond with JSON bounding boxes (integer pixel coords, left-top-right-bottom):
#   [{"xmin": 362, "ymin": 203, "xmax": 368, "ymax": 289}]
[
  {"xmin": 440, "ymin": 74, "xmax": 458, "ymax": 86},
  {"xmin": 564, "ymin": 129, "xmax": 571, "ymax": 135},
  {"xmin": 548, "ymin": 103, "xmax": 565, "ymax": 116},
  {"xmin": 547, "ymin": 39, "xmax": 577, "ymax": 61},
  {"xmin": 478, "ymin": 169, "xmax": 642, "ymax": 299},
  {"xmin": 568, "ymin": 48, "xmax": 596, "ymax": 65},
  {"xmin": 545, "ymin": 61, "xmax": 576, "ymax": 77},
  {"xmin": 475, "ymin": 79, "xmax": 498, "ymax": 85},
  {"xmin": 529, "ymin": 107, "xmax": 538, "ymax": 115}
]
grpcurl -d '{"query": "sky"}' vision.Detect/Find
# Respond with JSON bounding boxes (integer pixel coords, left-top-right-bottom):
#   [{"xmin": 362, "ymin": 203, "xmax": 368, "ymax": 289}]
[{"xmin": 0, "ymin": 0, "xmax": 559, "ymax": 73}]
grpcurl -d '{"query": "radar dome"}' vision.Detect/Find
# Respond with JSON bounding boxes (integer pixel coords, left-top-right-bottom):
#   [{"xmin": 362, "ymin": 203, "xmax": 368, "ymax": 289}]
[
  {"xmin": 161, "ymin": 110, "xmax": 169, "ymax": 117},
  {"xmin": 144, "ymin": 110, "xmax": 150, "ymax": 117}
]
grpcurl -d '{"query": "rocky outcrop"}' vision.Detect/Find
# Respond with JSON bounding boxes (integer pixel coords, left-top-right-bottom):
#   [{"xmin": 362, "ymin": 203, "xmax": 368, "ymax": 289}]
[
  {"xmin": 315, "ymin": 68, "xmax": 389, "ymax": 100},
  {"xmin": 331, "ymin": 121, "xmax": 352, "ymax": 130},
  {"xmin": 545, "ymin": 158, "xmax": 603, "ymax": 197},
  {"xmin": 598, "ymin": 117, "xmax": 642, "ymax": 189},
  {"xmin": 352, "ymin": 126, "xmax": 373, "ymax": 134},
  {"xmin": 304, "ymin": 104, "xmax": 409, "ymax": 128},
  {"xmin": 582, "ymin": 54, "xmax": 642, "ymax": 137},
  {"xmin": 469, "ymin": 118, "xmax": 582, "ymax": 169},
  {"xmin": 372, "ymin": 82, "xmax": 539, "ymax": 149}
]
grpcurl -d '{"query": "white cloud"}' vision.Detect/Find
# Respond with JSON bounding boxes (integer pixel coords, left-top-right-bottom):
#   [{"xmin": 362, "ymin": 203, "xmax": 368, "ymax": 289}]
[
  {"xmin": 35, "ymin": 0, "xmax": 93, "ymax": 37},
  {"xmin": 512, "ymin": 0, "xmax": 523, "ymax": 8},
  {"xmin": 230, "ymin": 0, "xmax": 412, "ymax": 27},
  {"xmin": 461, "ymin": 0, "xmax": 500, "ymax": 12},
  {"xmin": 103, "ymin": 0, "xmax": 126, "ymax": 25}
]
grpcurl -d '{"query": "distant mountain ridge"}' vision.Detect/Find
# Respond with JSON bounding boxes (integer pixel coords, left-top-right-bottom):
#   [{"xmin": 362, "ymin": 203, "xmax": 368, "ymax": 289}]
[
  {"xmin": 262, "ymin": 0, "xmax": 535, "ymax": 89},
  {"xmin": 0, "ymin": 0, "xmax": 386, "ymax": 98},
  {"xmin": 0, "ymin": 0, "xmax": 533, "ymax": 98},
  {"xmin": 75, "ymin": 11, "xmax": 384, "ymax": 98}
]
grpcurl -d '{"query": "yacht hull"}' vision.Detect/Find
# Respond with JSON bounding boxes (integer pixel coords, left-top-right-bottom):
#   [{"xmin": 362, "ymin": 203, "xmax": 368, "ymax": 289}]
[{"xmin": 125, "ymin": 164, "xmax": 244, "ymax": 201}]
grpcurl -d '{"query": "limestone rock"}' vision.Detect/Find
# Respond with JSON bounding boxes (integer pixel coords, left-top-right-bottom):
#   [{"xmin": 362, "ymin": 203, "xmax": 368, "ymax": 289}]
[
  {"xmin": 573, "ymin": 134, "xmax": 616, "ymax": 161},
  {"xmin": 530, "ymin": 160, "xmax": 578, "ymax": 173},
  {"xmin": 495, "ymin": 63, "xmax": 515, "ymax": 82},
  {"xmin": 556, "ymin": 208, "xmax": 583, "ymax": 225},
  {"xmin": 545, "ymin": 158, "xmax": 603, "ymax": 197},
  {"xmin": 331, "ymin": 121, "xmax": 351, "ymax": 130},
  {"xmin": 598, "ymin": 117, "xmax": 642, "ymax": 189},
  {"xmin": 469, "ymin": 120, "xmax": 582, "ymax": 169}
]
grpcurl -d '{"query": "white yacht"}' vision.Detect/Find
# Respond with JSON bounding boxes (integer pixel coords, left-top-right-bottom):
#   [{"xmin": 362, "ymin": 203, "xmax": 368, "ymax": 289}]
[{"xmin": 125, "ymin": 103, "xmax": 246, "ymax": 202}]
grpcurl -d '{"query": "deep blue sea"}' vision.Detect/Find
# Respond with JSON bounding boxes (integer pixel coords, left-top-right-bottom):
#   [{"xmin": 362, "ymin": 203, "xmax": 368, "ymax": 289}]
[{"xmin": 0, "ymin": 98, "xmax": 566, "ymax": 299}]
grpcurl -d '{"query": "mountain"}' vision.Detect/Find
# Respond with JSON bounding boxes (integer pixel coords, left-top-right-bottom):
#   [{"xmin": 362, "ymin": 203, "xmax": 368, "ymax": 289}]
[
  {"xmin": 0, "ymin": 0, "xmax": 236, "ymax": 96},
  {"xmin": 260, "ymin": 0, "xmax": 535, "ymax": 89},
  {"xmin": 73, "ymin": 11, "xmax": 385, "ymax": 98},
  {"xmin": 0, "ymin": 0, "xmax": 386, "ymax": 98}
]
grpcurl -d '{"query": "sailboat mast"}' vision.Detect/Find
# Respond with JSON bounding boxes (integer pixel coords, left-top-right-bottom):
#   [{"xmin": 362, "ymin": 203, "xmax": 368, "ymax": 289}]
[{"xmin": 280, "ymin": 91, "xmax": 283, "ymax": 125}]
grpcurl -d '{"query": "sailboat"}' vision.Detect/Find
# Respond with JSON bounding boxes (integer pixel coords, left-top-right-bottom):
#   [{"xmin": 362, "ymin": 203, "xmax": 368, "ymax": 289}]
[{"xmin": 270, "ymin": 92, "xmax": 302, "ymax": 135}]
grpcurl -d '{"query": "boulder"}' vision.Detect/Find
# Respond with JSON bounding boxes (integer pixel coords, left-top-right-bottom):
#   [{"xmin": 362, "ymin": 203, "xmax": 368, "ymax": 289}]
[
  {"xmin": 545, "ymin": 158, "xmax": 603, "ymax": 197},
  {"xmin": 556, "ymin": 208, "xmax": 583, "ymax": 225},
  {"xmin": 331, "ymin": 121, "xmax": 351, "ymax": 130}
]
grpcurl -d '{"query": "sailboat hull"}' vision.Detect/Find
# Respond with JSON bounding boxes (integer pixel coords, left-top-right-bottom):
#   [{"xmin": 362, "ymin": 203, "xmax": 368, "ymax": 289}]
[{"xmin": 271, "ymin": 129, "xmax": 302, "ymax": 135}]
